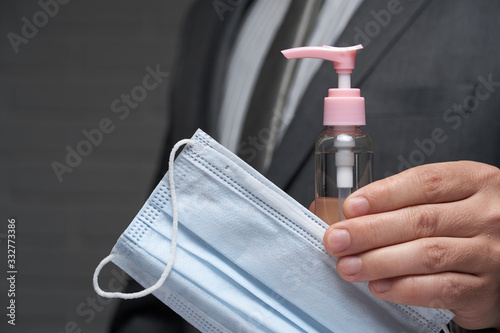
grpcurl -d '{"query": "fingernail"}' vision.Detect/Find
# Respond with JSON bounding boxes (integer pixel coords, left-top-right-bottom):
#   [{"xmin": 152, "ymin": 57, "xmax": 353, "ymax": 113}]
[
  {"xmin": 372, "ymin": 279, "xmax": 392, "ymax": 293},
  {"xmin": 329, "ymin": 229, "xmax": 350, "ymax": 253},
  {"xmin": 346, "ymin": 196, "xmax": 369, "ymax": 216},
  {"xmin": 339, "ymin": 256, "xmax": 361, "ymax": 276}
]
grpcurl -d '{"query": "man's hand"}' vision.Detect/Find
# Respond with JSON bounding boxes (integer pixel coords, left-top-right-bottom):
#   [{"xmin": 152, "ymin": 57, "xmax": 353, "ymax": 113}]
[{"xmin": 321, "ymin": 161, "xmax": 500, "ymax": 330}]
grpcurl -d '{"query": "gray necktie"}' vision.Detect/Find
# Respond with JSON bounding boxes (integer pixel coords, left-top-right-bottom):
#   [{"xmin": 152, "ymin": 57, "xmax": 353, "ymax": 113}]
[{"xmin": 238, "ymin": 0, "xmax": 324, "ymax": 173}]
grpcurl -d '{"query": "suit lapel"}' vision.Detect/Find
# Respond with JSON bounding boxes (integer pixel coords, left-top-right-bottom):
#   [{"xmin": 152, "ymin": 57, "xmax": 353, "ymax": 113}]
[
  {"xmin": 266, "ymin": 0, "xmax": 431, "ymax": 190},
  {"xmin": 158, "ymin": 0, "xmax": 253, "ymax": 180}
]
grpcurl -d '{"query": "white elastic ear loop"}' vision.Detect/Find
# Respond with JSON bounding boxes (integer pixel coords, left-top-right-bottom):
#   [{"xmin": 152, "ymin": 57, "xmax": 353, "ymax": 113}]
[{"xmin": 93, "ymin": 139, "xmax": 196, "ymax": 299}]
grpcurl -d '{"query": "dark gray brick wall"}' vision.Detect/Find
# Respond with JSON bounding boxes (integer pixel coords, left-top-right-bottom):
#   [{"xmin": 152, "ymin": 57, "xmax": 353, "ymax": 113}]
[{"xmin": 0, "ymin": 0, "xmax": 195, "ymax": 332}]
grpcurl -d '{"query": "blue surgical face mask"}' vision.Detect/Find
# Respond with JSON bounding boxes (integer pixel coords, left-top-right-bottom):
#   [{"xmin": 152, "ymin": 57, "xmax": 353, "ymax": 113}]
[{"xmin": 94, "ymin": 129, "xmax": 454, "ymax": 333}]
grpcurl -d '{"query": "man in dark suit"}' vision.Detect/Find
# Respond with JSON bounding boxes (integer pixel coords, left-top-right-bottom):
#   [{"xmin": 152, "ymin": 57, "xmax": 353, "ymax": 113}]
[{"xmin": 111, "ymin": 1, "xmax": 500, "ymax": 332}]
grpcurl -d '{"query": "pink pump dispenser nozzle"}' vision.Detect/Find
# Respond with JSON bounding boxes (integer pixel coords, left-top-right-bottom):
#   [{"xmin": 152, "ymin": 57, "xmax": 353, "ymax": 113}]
[{"xmin": 281, "ymin": 44, "xmax": 365, "ymax": 126}]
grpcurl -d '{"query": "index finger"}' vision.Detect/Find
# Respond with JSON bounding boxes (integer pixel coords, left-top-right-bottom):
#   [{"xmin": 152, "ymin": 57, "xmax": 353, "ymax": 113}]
[{"xmin": 344, "ymin": 161, "xmax": 484, "ymax": 218}]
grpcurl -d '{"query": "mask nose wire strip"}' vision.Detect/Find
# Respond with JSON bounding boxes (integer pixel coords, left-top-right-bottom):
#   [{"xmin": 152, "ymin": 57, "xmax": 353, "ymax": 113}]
[{"xmin": 92, "ymin": 139, "xmax": 197, "ymax": 299}]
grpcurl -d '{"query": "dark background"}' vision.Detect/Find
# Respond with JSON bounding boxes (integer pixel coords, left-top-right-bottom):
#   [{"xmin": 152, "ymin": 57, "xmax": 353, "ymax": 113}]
[{"xmin": 0, "ymin": 1, "xmax": 196, "ymax": 332}]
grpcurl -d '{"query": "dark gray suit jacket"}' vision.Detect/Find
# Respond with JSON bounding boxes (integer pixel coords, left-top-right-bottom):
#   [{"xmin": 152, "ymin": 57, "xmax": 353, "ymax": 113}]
[{"xmin": 113, "ymin": 1, "xmax": 500, "ymax": 332}]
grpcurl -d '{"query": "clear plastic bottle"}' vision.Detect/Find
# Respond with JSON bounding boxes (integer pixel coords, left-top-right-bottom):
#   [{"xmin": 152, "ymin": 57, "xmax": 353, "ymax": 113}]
[
  {"xmin": 315, "ymin": 125, "xmax": 373, "ymax": 223},
  {"xmin": 282, "ymin": 44, "xmax": 370, "ymax": 223}
]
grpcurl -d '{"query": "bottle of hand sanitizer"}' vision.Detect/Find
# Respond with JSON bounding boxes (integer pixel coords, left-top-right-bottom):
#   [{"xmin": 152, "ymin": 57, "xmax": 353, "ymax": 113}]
[{"xmin": 282, "ymin": 45, "xmax": 373, "ymax": 223}]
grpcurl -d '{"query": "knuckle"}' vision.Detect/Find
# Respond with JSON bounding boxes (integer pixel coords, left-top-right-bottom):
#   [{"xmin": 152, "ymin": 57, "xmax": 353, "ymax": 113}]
[
  {"xmin": 438, "ymin": 273, "xmax": 461, "ymax": 305},
  {"xmin": 422, "ymin": 240, "xmax": 448, "ymax": 272},
  {"xmin": 411, "ymin": 206, "xmax": 438, "ymax": 238},
  {"xmin": 416, "ymin": 168, "xmax": 446, "ymax": 202}
]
